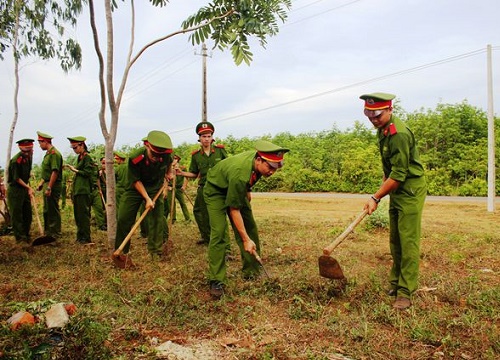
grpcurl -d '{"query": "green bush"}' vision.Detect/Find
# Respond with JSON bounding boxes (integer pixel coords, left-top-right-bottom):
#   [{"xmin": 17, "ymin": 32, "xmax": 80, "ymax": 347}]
[{"xmin": 364, "ymin": 199, "xmax": 389, "ymax": 230}]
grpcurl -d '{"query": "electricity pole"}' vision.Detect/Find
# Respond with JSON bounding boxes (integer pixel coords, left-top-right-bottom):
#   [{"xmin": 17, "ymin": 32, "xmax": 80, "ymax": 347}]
[
  {"xmin": 486, "ymin": 44, "xmax": 496, "ymax": 212},
  {"xmin": 197, "ymin": 43, "xmax": 210, "ymax": 123}
]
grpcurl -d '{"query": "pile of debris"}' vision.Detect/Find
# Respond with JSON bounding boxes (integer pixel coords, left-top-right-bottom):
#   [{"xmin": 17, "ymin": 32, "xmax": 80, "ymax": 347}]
[{"xmin": 7, "ymin": 302, "xmax": 77, "ymax": 330}]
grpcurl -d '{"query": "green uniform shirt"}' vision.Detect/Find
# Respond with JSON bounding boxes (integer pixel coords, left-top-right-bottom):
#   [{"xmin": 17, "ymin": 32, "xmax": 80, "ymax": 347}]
[
  {"xmin": 72, "ymin": 153, "xmax": 94, "ymax": 195},
  {"xmin": 40, "ymin": 147, "xmax": 63, "ymax": 183},
  {"xmin": 189, "ymin": 144, "xmax": 228, "ymax": 186},
  {"xmin": 8, "ymin": 152, "xmax": 32, "ymax": 186},
  {"xmin": 114, "ymin": 162, "xmax": 127, "ymax": 188},
  {"xmin": 205, "ymin": 150, "xmax": 259, "ymax": 209},
  {"xmin": 126, "ymin": 147, "xmax": 172, "ymax": 189},
  {"xmin": 378, "ymin": 116, "xmax": 425, "ymax": 182}
]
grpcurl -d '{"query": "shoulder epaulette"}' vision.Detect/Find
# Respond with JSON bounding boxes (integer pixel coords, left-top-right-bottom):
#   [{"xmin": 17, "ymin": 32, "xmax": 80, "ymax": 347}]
[
  {"xmin": 191, "ymin": 149, "xmax": 201, "ymax": 155},
  {"xmin": 215, "ymin": 144, "xmax": 225, "ymax": 149},
  {"xmin": 131, "ymin": 154, "xmax": 145, "ymax": 165}
]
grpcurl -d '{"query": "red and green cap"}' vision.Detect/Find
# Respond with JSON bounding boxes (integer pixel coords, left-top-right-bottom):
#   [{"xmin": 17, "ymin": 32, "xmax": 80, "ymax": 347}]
[
  {"xmin": 67, "ymin": 136, "xmax": 86, "ymax": 144},
  {"xmin": 359, "ymin": 92, "xmax": 396, "ymax": 110},
  {"xmin": 17, "ymin": 138, "xmax": 34, "ymax": 151},
  {"xmin": 147, "ymin": 130, "xmax": 173, "ymax": 154},
  {"xmin": 255, "ymin": 140, "xmax": 289, "ymax": 169},
  {"xmin": 195, "ymin": 121, "xmax": 214, "ymax": 135},
  {"xmin": 113, "ymin": 151, "xmax": 127, "ymax": 160},
  {"xmin": 37, "ymin": 131, "xmax": 53, "ymax": 141}
]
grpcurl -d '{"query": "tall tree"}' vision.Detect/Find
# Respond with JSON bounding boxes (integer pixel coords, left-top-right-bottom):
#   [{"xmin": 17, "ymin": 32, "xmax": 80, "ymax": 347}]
[
  {"xmin": 86, "ymin": 0, "xmax": 291, "ymax": 248},
  {"xmin": 0, "ymin": 0, "xmax": 83, "ymax": 183}
]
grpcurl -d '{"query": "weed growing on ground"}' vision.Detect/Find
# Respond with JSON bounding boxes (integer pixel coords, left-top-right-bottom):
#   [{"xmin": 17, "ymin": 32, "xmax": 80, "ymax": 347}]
[{"xmin": 0, "ymin": 195, "xmax": 498, "ymax": 359}]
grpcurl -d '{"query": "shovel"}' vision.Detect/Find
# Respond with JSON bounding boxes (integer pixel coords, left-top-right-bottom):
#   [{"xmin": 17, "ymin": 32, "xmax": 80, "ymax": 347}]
[
  {"xmin": 112, "ymin": 181, "xmax": 168, "ymax": 268},
  {"xmin": 30, "ymin": 194, "xmax": 56, "ymax": 246},
  {"xmin": 318, "ymin": 209, "xmax": 367, "ymax": 279}
]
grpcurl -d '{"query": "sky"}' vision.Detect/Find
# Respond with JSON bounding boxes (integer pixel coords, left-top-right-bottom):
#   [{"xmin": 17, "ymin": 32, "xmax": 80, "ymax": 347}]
[{"xmin": 1, "ymin": 0, "xmax": 499, "ymax": 166}]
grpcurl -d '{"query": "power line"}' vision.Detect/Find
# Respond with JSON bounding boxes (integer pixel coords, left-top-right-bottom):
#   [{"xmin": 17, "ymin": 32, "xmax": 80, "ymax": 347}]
[{"xmin": 168, "ymin": 47, "xmax": 493, "ymax": 135}]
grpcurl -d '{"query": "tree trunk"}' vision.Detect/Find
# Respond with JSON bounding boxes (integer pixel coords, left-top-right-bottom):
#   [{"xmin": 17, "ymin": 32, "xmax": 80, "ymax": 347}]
[{"xmin": 5, "ymin": 7, "xmax": 21, "ymax": 187}]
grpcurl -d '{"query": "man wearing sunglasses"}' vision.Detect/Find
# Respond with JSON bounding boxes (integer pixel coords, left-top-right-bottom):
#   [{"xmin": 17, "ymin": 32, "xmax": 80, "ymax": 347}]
[
  {"xmin": 360, "ymin": 92, "xmax": 427, "ymax": 310},
  {"xmin": 112, "ymin": 130, "xmax": 174, "ymax": 267},
  {"xmin": 203, "ymin": 139, "xmax": 289, "ymax": 299}
]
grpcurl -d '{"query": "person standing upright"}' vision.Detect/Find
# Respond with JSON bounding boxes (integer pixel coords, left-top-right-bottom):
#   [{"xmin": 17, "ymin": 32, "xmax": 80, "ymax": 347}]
[
  {"xmin": 360, "ymin": 92, "xmax": 427, "ymax": 310},
  {"xmin": 166, "ymin": 155, "xmax": 191, "ymax": 223},
  {"xmin": 7, "ymin": 139, "xmax": 35, "ymax": 243},
  {"xmin": 36, "ymin": 131, "xmax": 63, "ymax": 239},
  {"xmin": 66, "ymin": 136, "xmax": 94, "ymax": 245},
  {"xmin": 113, "ymin": 151, "xmax": 127, "ymax": 213},
  {"xmin": 178, "ymin": 122, "xmax": 228, "ymax": 245},
  {"xmin": 91, "ymin": 156, "xmax": 107, "ymax": 230}
]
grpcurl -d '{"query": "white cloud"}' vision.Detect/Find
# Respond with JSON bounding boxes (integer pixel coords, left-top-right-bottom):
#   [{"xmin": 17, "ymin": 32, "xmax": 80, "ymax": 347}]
[{"xmin": 1, "ymin": 0, "xmax": 499, "ymax": 168}]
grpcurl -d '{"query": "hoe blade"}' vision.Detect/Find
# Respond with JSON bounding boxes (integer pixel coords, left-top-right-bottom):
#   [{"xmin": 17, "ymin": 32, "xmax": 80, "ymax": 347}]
[
  {"xmin": 31, "ymin": 235, "xmax": 56, "ymax": 246},
  {"xmin": 318, "ymin": 255, "xmax": 345, "ymax": 279}
]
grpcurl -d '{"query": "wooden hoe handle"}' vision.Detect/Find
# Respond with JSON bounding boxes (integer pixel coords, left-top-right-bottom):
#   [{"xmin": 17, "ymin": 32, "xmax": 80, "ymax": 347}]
[
  {"xmin": 113, "ymin": 181, "xmax": 168, "ymax": 256},
  {"xmin": 322, "ymin": 209, "xmax": 368, "ymax": 256}
]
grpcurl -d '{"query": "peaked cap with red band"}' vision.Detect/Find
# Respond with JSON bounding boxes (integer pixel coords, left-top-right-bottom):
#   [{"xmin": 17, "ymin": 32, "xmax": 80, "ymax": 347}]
[
  {"xmin": 37, "ymin": 131, "xmax": 53, "ymax": 141},
  {"xmin": 196, "ymin": 121, "xmax": 215, "ymax": 135},
  {"xmin": 17, "ymin": 138, "xmax": 34, "ymax": 151},
  {"xmin": 147, "ymin": 130, "xmax": 173, "ymax": 154},
  {"xmin": 67, "ymin": 136, "xmax": 86, "ymax": 144},
  {"xmin": 255, "ymin": 139, "xmax": 289, "ymax": 169},
  {"xmin": 359, "ymin": 92, "xmax": 396, "ymax": 110}
]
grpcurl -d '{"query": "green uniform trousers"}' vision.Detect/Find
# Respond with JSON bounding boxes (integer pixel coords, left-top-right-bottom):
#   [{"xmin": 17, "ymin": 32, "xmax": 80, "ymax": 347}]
[
  {"xmin": 7, "ymin": 186, "xmax": 32, "ymax": 242},
  {"xmin": 73, "ymin": 194, "xmax": 91, "ymax": 242},
  {"xmin": 388, "ymin": 177, "xmax": 427, "ymax": 298},
  {"xmin": 91, "ymin": 188, "xmax": 106, "ymax": 229},
  {"xmin": 43, "ymin": 183, "xmax": 62, "ymax": 238},
  {"xmin": 205, "ymin": 191, "xmax": 260, "ymax": 284},
  {"xmin": 115, "ymin": 187, "xmax": 165, "ymax": 255},
  {"xmin": 166, "ymin": 189, "xmax": 191, "ymax": 222},
  {"xmin": 193, "ymin": 186, "xmax": 210, "ymax": 242}
]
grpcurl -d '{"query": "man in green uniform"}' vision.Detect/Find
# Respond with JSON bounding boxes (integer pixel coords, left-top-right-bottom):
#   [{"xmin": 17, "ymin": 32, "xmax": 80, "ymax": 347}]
[
  {"xmin": 114, "ymin": 151, "xmax": 127, "ymax": 213},
  {"xmin": 178, "ymin": 122, "xmax": 228, "ymax": 245},
  {"xmin": 7, "ymin": 139, "xmax": 35, "ymax": 243},
  {"xmin": 203, "ymin": 140, "xmax": 289, "ymax": 299},
  {"xmin": 66, "ymin": 136, "xmax": 94, "ymax": 244},
  {"xmin": 166, "ymin": 155, "xmax": 191, "ymax": 223},
  {"xmin": 361, "ymin": 92, "xmax": 427, "ymax": 310},
  {"xmin": 91, "ymin": 156, "xmax": 107, "ymax": 230},
  {"xmin": 36, "ymin": 131, "xmax": 63, "ymax": 239},
  {"xmin": 112, "ymin": 130, "xmax": 174, "ymax": 266}
]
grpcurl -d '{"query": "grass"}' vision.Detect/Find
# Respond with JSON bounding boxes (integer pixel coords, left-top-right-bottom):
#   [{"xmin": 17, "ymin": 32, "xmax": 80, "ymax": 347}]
[{"xmin": 0, "ymin": 194, "xmax": 499, "ymax": 359}]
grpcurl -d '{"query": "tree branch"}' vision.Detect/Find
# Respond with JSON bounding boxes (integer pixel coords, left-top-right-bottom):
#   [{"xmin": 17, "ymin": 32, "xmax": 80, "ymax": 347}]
[{"xmin": 129, "ymin": 9, "xmax": 235, "ymax": 69}]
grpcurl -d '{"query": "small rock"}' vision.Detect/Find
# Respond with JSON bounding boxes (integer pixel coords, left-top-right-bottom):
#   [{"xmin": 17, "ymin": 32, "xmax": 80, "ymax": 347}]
[
  {"xmin": 64, "ymin": 303, "xmax": 77, "ymax": 315},
  {"xmin": 7, "ymin": 311, "xmax": 36, "ymax": 330},
  {"xmin": 45, "ymin": 303, "xmax": 70, "ymax": 328}
]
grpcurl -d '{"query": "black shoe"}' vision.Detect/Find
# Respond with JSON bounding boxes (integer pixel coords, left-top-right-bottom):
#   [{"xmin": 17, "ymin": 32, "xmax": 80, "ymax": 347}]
[
  {"xmin": 196, "ymin": 239, "xmax": 209, "ymax": 245},
  {"xmin": 209, "ymin": 281, "xmax": 224, "ymax": 299}
]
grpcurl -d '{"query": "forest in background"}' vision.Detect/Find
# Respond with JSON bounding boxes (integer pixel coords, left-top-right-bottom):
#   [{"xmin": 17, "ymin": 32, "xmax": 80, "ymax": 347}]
[{"xmin": 28, "ymin": 100, "xmax": 500, "ymax": 197}]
